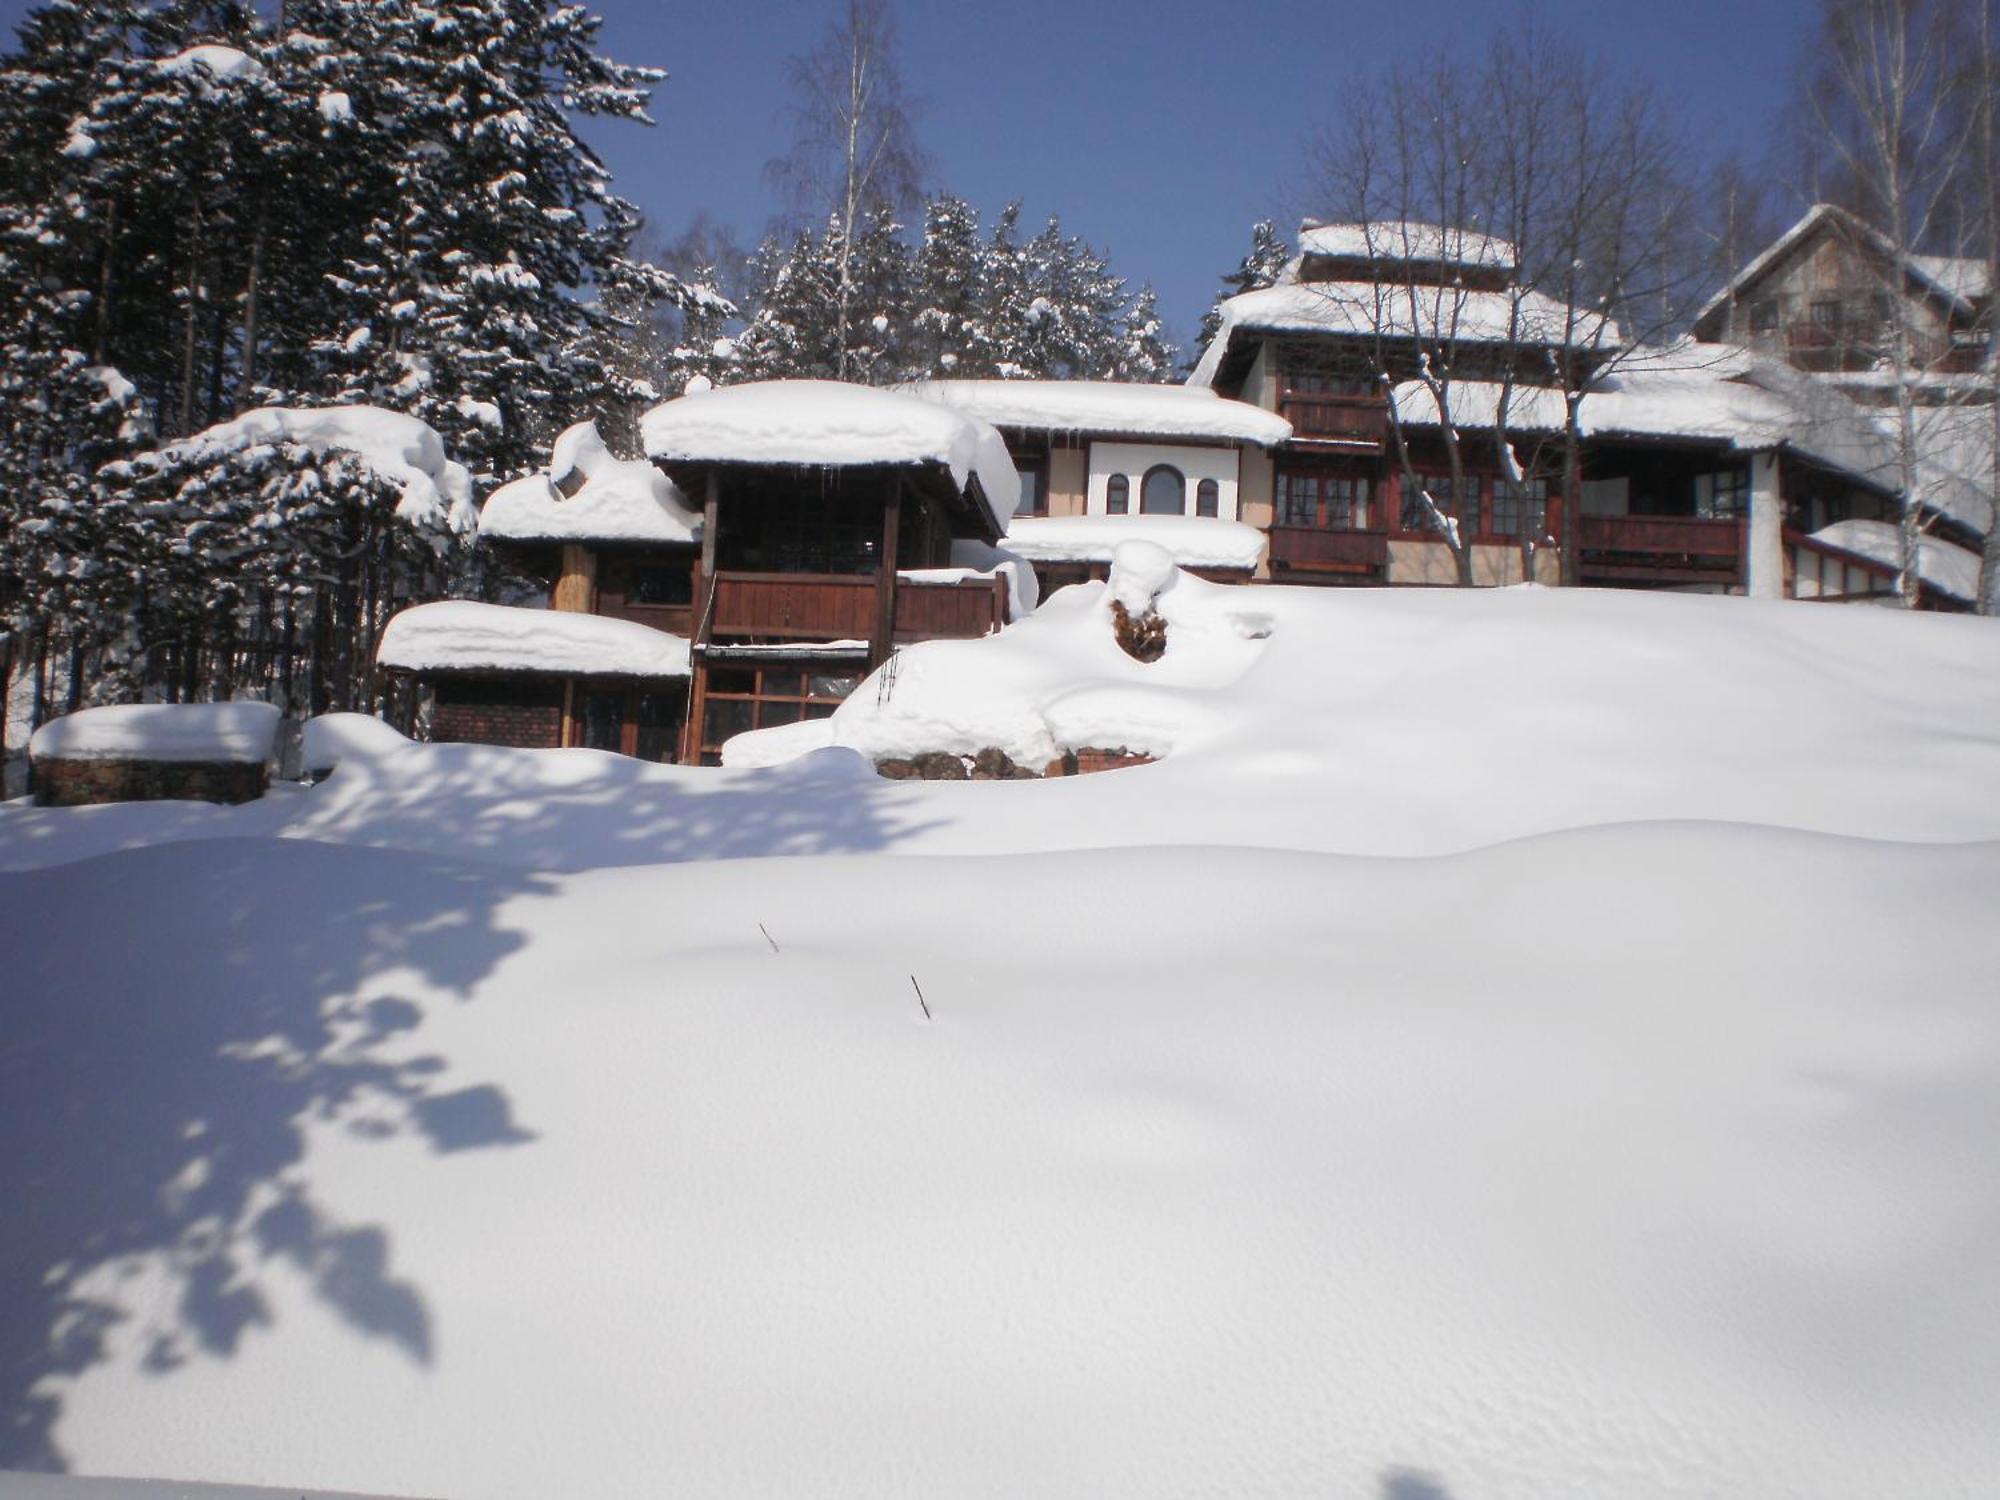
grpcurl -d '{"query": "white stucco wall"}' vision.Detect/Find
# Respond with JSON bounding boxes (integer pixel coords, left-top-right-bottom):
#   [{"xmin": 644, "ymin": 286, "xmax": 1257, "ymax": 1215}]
[{"xmin": 1086, "ymin": 442, "xmax": 1244, "ymax": 519}]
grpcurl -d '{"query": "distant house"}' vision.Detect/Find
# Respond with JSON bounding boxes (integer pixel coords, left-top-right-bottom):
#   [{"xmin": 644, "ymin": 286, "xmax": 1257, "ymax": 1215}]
[
  {"xmin": 1193, "ymin": 219, "xmax": 1986, "ymax": 604},
  {"xmin": 1690, "ymin": 203, "xmax": 1992, "ymax": 396}
]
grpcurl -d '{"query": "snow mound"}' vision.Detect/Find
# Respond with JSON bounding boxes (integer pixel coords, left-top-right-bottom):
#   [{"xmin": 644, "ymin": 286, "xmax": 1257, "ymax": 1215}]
[
  {"xmin": 28, "ymin": 701, "xmax": 280, "ymax": 765},
  {"xmin": 906, "ymin": 379, "xmax": 1292, "ymax": 446},
  {"xmin": 480, "ymin": 420, "xmax": 701, "ymax": 546},
  {"xmin": 376, "ymin": 601, "xmax": 691, "ymax": 680},
  {"xmin": 1004, "ymin": 514, "xmax": 1269, "ymax": 572},
  {"xmin": 135, "ymin": 406, "xmax": 476, "ymax": 534},
  {"xmin": 1810, "ymin": 519, "xmax": 1985, "ymax": 604},
  {"xmin": 301, "ymin": 712, "xmax": 412, "ymax": 776},
  {"xmin": 640, "ymin": 380, "xmax": 1019, "ymax": 530}
]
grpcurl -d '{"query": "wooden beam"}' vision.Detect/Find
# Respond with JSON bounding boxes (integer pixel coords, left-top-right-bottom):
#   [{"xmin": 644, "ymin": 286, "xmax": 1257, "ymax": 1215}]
[{"xmin": 873, "ymin": 477, "xmax": 901, "ymax": 669}]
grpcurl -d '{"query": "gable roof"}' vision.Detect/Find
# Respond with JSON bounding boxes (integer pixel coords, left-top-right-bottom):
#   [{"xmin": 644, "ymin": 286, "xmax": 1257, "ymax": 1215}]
[{"xmin": 1693, "ymin": 203, "xmax": 1991, "ymax": 334}]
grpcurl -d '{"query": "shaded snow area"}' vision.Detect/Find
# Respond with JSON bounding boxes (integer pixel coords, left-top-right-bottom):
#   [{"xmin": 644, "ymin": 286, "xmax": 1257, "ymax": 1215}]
[
  {"xmin": 640, "ymin": 379, "xmax": 1020, "ymax": 528},
  {"xmin": 27, "ymin": 701, "xmax": 280, "ymax": 764},
  {"xmin": 3, "ymin": 586, "xmax": 2000, "ymax": 1499},
  {"xmin": 1003, "ymin": 513, "xmax": 1269, "ymax": 571},
  {"xmin": 375, "ymin": 601, "xmax": 690, "ymax": 680},
  {"xmin": 905, "ymin": 378, "xmax": 1293, "ymax": 446},
  {"xmin": 1811, "ymin": 519, "xmax": 1986, "ymax": 604},
  {"xmin": 128, "ymin": 406, "xmax": 477, "ymax": 534},
  {"xmin": 478, "ymin": 420, "xmax": 702, "ymax": 546}
]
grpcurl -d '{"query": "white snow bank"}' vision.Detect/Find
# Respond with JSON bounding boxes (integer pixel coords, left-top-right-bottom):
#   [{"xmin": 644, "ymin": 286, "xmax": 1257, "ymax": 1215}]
[
  {"xmin": 3, "ymin": 824, "xmax": 1998, "ymax": 1497},
  {"xmin": 1004, "ymin": 514, "xmax": 1268, "ymax": 572},
  {"xmin": 130, "ymin": 406, "xmax": 477, "ymax": 534},
  {"xmin": 155, "ymin": 44, "xmax": 264, "ymax": 82},
  {"xmin": 718, "ymin": 714, "xmax": 837, "ymax": 769},
  {"xmin": 640, "ymin": 380, "xmax": 1019, "ymax": 530},
  {"xmin": 28, "ymin": 701, "xmax": 280, "ymax": 765},
  {"xmin": 907, "ymin": 379, "xmax": 1292, "ymax": 446},
  {"xmin": 479, "ymin": 420, "xmax": 701, "ymax": 546},
  {"xmin": 1809, "ymin": 519, "xmax": 1985, "ymax": 604},
  {"xmin": 376, "ymin": 601, "xmax": 690, "ymax": 679}
]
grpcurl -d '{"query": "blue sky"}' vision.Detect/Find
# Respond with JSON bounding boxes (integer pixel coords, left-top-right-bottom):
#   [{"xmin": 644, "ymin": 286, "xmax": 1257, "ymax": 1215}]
[{"xmin": 4, "ymin": 0, "xmax": 1819, "ymax": 349}]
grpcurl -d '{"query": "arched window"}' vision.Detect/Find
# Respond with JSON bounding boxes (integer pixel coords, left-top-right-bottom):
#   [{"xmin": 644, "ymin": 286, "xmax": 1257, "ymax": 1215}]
[
  {"xmin": 1106, "ymin": 474, "xmax": 1130, "ymax": 515},
  {"xmin": 1141, "ymin": 465, "xmax": 1186, "ymax": 515},
  {"xmin": 1195, "ymin": 478, "xmax": 1219, "ymax": 518}
]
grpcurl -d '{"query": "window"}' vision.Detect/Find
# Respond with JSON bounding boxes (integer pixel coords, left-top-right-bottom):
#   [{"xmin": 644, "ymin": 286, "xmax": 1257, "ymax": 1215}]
[
  {"xmin": 1140, "ymin": 465, "xmax": 1186, "ymax": 515},
  {"xmin": 1195, "ymin": 478, "xmax": 1219, "ymax": 518},
  {"xmin": 1698, "ymin": 467, "xmax": 1750, "ymax": 519},
  {"xmin": 1749, "ymin": 300, "xmax": 1779, "ymax": 334},
  {"xmin": 1401, "ymin": 474, "xmax": 1480, "ymax": 538},
  {"xmin": 1811, "ymin": 299, "xmax": 1842, "ymax": 331},
  {"xmin": 580, "ymin": 690, "xmax": 624, "ymax": 752},
  {"xmin": 1014, "ymin": 464, "xmax": 1047, "ymax": 517},
  {"xmin": 630, "ymin": 563, "xmax": 692, "ymax": 606},
  {"xmin": 699, "ymin": 665, "xmax": 859, "ymax": 764},
  {"xmin": 1492, "ymin": 478, "xmax": 1548, "ymax": 538},
  {"xmin": 1277, "ymin": 471, "xmax": 1371, "ymax": 530},
  {"xmin": 1106, "ymin": 474, "xmax": 1130, "ymax": 515}
]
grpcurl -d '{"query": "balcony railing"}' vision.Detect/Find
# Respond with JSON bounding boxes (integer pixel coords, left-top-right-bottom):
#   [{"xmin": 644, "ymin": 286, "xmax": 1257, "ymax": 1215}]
[
  {"xmin": 708, "ymin": 572, "xmax": 876, "ymax": 642},
  {"xmin": 1279, "ymin": 395, "xmax": 1389, "ymax": 447},
  {"xmin": 1578, "ymin": 514, "xmax": 1743, "ymax": 584},
  {"xmin": 1268, "ymin": 525, "xmax": 1389, "ymax": 575},
  {"xmin": 703, "ymin": 570, "xmax": 1006, "ymax": 651}
]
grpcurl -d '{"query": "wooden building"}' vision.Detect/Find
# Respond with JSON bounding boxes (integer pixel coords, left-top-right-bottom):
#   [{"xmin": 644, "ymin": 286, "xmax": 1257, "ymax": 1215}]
[
  {"xmin": 1190, "ymin": 219, "xmax": 1982, "ymax": 601},
  {"xmin": 639, "ymin": 381, "xmax": 1019, "ymax": 763}
]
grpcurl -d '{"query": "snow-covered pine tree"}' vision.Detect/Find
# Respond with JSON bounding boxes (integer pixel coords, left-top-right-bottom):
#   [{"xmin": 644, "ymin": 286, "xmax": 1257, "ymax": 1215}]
[
  {"xmin": 910, "ymin": 195, "xmax": 986, "ymax": 377},
  {"xmin": 1192, "ymin": 220, "xmax": 1289, "ymax": 358},
  {"xmin": 1116, "ymin": 286, "xmax": 1177, "ymax": 383}
]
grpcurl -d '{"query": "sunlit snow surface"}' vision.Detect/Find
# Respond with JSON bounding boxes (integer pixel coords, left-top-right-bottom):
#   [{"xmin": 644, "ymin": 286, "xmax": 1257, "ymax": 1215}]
[{"xmin": 3, "ymin": 583, "xmax": 1998, "ymax": 1499}]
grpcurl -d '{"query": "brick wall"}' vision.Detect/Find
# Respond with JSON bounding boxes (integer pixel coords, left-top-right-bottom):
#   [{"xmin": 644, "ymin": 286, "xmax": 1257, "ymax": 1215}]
[
  {"xmin": 431, "ymin": 677, "xmax": 564, "ymax": 749},
  {"xmin": 33, "ymin": 758, "xmax": 268, "ymax": 807}
]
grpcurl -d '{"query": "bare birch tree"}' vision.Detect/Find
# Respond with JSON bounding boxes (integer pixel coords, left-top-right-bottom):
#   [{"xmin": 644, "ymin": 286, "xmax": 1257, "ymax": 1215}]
[
  {"xmin": 766, "ymin": 0, "xmax": 928, "ymax": 382},
  {"xmin": 1804, "ymin": 0, "xmax": 1981, "ymax": 605}
]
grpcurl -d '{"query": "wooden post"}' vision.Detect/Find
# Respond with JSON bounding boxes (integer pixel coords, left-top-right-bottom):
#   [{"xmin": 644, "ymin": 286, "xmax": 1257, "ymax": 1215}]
[
  {"xmin": 873, "ymin": 478, "xmax": 902, "ymax": 668},
  {"xmin": 552, "ymin": 545, "xmax": 597, "ymax": 613},
  {"xmin": 698, "ymin": 471, "xmax": 719, "ymax": 596}
]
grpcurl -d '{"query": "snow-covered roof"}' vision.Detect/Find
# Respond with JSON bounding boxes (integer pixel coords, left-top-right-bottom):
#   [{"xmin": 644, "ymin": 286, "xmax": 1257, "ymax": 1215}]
[
  {"xmin": 640, "ymin": 380, "xmax": 1019, "ymax": 532},
  {"xmin": 1298, "ymin": 221, "xmax": 1519, "ymax": 273},
  {"xmin": 906, "ymin": 380, "xmax": 1293, "ymax": 447},
  {"xmin": 377, "ymin": 601, "xmax": 691, "ymax": 680},
  {"xmin": 1695, "ymin": 204, "xmax": 1992, "ymax": 329},
  {"xmin": 1381, "ymin": 340, "xmax": 1992, "ymax": 529},
  {"xmin": 1002, "ymin": 514, "xmax": 1269, "ymax": 572},
  {"xmin": 155, "ymin": 44, "xmax": 265, "ymax": 83},
  {"xmin": 480, "ymin": 420, "xmax": 701, "ymax": 547},
  {"xmin": 29, "ymin": 701, "xmax": 280, "ymax": 765},
  {"xmin": 1808, "ymin": 519, "xmax": 1985, "ymax": 603},
  {"xmin": 128, "ymin": 406, "xmax": 477, "ymax": 534},
  {"xmin": 1188, "ymin": 281, "xmax": 1617, "ymax": 388}
]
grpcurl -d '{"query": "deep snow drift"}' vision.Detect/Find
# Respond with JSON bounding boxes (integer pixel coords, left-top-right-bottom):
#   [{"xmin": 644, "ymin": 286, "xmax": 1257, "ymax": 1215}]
[{"xmin": 2, "ymin": 583, "xmax": 1998, "ymax": 1499}]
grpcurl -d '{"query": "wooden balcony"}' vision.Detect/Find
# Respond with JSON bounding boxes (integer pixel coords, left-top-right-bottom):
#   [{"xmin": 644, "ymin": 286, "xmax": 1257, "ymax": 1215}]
[
  {"xmin": 1268, "ymin": 525, "xmax": 1388, "ymax": 577},
  {"xmin": 1279, "ymin": 395, "xmax": 1388, "ymax": 448},
  {"xmin": 1579, "ymin": 514, "xmax": 1742, "ymax": 585},
  {"xmin": 708, "ymin": 572, "xmax": 876, "ymax": 642},
  {"xmin": 702, "ymin": 570, "xmax": 1007, "ymax": 651},
  {"xmin": 893, "ymin": 576, "xmax": 1008, "ymax": 642}
]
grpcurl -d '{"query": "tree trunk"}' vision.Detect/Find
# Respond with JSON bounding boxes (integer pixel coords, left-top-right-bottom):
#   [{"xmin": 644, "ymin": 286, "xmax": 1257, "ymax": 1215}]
[
  {"xmin": 238, "ymin": 213, "xmax": 267, "ymax": 413},
  {"xmin": 178, "ymin": 193, "xmax": 204, "ymax": 436}
]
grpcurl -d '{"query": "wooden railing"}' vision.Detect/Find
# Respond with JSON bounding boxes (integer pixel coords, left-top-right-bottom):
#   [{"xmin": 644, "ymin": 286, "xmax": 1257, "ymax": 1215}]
[
  {"xmin": 708, "ymin": 572, "xmax": 876, "ymax": 641},
  {"xmin": 1279, "ymin": 395, "xmax": 1389, "ymax": 447},
  {"xmin": 1579, "ymin": 514, "xmax": 1742, "ymax": 584},
  {"xmin": 705, "ymin": 570, "xmax": 1006, "ymax": 649},
  {"xmin": 1268, "ymin": 525, "xmax": 1388, "ymax": 575},
  {"xmin": 893, "ymin": 576, "xmax": 1007, "ymax": 642}
]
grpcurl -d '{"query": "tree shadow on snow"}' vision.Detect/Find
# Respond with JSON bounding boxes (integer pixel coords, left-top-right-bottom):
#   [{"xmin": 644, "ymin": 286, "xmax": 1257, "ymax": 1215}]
[
  {"xmin": 1378, "ymin": 1468, "xmax": 1455, "ymax": 1500},
  {"xmin": 0, "ymin": 837, "xmax": 547, "ymax": 1470}
]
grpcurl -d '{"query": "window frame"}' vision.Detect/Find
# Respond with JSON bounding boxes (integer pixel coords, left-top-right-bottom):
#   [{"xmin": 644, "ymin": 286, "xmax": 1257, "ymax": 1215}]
[
  {"xmin": 1139, "ymin": 464, "xmax": 1187, "ymax": 516},
  {"xmin": 1105, "ymin": 473, "xmax": 1130, "ymax": 515}
]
